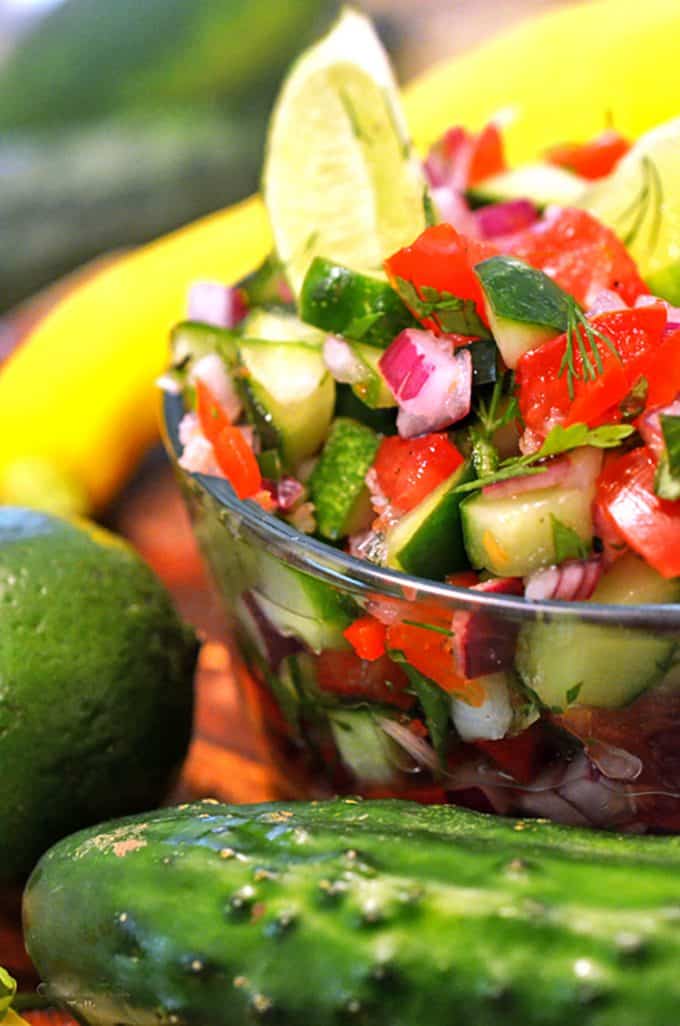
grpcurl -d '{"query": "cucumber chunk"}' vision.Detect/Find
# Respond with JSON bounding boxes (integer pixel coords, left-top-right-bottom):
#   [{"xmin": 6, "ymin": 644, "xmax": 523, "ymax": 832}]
[
  {"xmin": 238, "ymin": 253, "xmax": 293, "ymax": 310},
  {"xmin": 467, "ymin": 162, "xmax": 587, "ymax": 210},
  {"xmin": 475, "ymin": 256, "xmax": 571, "ymax": 369},
  {"xmin": 170, "ymin": 320, "xmax": 239, "ymax": 376},
  {"xmin": 300, "ymin": 257, "xmax": 416, "ymax": 348},
  {"xmin": 242, "ymin": 307, "xmax": 323, "ymax": 343},
  {"xmin": 385, "ymin": 460, "xmax": 474, "ymax": 580},
  {"xmin": 346, "ymin": 340, "xmax": 397, "ymax": 409},
  {"xmin": 238, "ymin": 339, "xmax": 335, "ymax": 468},
  {"xmin": 329, "ymin": 709, "xmax": 399, "ymax": 784},
  {"xmin": 308, "ymin": 418, "xmax": 380, "ymax": 541},
  {"xmin": 517, "ymin": 554, "xmax": 680, "ymax": 710},
  {"xmin": 334, "ymin": 384, "xmax": 397, "ymax": 434},
  {"xmin": 461, "ymin": 457, "xmax": 595, "ymax": 577}
]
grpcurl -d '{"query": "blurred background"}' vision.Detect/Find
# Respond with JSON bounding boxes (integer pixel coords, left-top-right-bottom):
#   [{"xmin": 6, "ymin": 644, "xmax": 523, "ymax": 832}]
[{"xmin": 0, "ymin": 0, "xmax": 575, "ymax": 315}]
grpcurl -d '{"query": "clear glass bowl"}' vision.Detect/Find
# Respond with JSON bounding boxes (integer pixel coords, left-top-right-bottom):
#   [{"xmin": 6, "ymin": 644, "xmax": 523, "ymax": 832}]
[{"xmin": 164, "ymin": 393, "xmax": 680, "ymax": 832}]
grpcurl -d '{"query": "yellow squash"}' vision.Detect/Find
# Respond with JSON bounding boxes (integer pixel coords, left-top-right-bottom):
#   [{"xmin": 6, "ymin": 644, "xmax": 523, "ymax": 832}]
[{"xmin": 1, "ymin": 0, "xmax": 678, "ymax": 513}]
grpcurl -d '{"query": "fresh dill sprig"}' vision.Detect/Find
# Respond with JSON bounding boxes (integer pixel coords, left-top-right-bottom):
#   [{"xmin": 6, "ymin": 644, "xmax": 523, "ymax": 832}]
[{"xmin": 558, "ymin": 300, "xmax": 622, "ymax": 400}]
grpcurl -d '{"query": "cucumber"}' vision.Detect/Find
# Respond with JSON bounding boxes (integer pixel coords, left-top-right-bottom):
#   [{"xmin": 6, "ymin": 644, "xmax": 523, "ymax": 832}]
[
  {"xmin": 346, "ymin": 340, "xmax": 397, "ymax": 409},
  {"xmin": 461, "ymin": 457, "xmax": 595, "ymax": 577},
  {"xmin": 385, "ymin": 460, "xmax": 474, "ymax": 580},
  {"xmin": 467, "ymin": 337, "xmax": 498, "ymax": 387},
  {"xmin": 241, "ymin": 307, "xmax": 323, "ymax": 343},
  {"xmin": 517, "ymin": 554, "xmax": 680, "ymax": 711},
  {"xmin": 252, "ymin": 552, "xmax": 356, "ymax": 653},
  {"xmin": 467, "ymin": 162, "xmax": 587, "ymax": 210},
  {"xmin": 334, "ymin": 384, "xmax": 398, "ymax": 434},
  {"xmin": 238, "ymin": 254, "xmax": 294, "ymax": 310},
  {"xmin": 26, "ymin": 798, "xmax": 680, "ymax": 1026},
  {"xmin": 170, "ymin": 320, "xmax": 239, "ymax": 375},
  {"xmin": 237, "ymin": 340, "xmax": 335, "ymax": 468},
  {"xmin": 308, "ymin": 418, "xmax": 380, "ymax": 541},
  {"xmin": 300, "ymin": 257, "xmax": 416, "ymax": 347},
  {"xmin": 329, "ymin": 709, "xmax": 399, "ymax": 783},
  {"xmin": 475, "ymin": 256, "xmax": 572, "ymax": 369}
]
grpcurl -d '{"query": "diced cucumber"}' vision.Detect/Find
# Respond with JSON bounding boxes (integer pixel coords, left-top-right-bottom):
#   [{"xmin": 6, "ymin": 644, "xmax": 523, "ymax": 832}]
[
  {"xmin": 237, "ymin": 340, "xmax": 335, "ymax": 469},
  {"xmin": 517, "ymin": 554, "xmax": 680, "ymax": 711},
  {"xmin": 252, "ymin": 554, "xmax": 356, "ymax": 653},
  {"xmin": 334, "ymin": 384, "xmax": 398, "ymax": 434},
  {"xmin": 467, "ymin": 338, "xmax": 498, "ymax": 387},
  {"xmin": 242, "ymin": 307, "xmax": 323, "ymax": 343},
  {"xmin": 347, "ymin": 340, "xmax": 396, "ymax": 409},
  {"xmin": 475, "ymin": 256, "xmax": 571, "ymax": 369},
  {"xmin": 300, "ymin": 257, "xmax": 416, "ymax": 348},
  {"xmin": 466, "ymin": 162, "xmax": 587, "ymax": 210},
  {"xmin": 237, "ymin": 253, "xmax": 294, "ymax": 311},
  {"xmin": 308, "ymin": 418, "xmax": 380, "ymax": 541},
  {"xmin": 170, "ymin": 320, "xmax": 239, "ymax": 375},
  {"xmin": 461, "ymin": 456, "xmax": 595, "ymax": 577},
  {"xmin": 385, "ymin": 460, "xmax": 474, "ymax": 580},
  {"xmin": 329, "ymin": 709, "xmax": 399, "ymax": 784},
  {"xmin": 257, "ymin": 449, "xmax": 283, "ymax": 481}
]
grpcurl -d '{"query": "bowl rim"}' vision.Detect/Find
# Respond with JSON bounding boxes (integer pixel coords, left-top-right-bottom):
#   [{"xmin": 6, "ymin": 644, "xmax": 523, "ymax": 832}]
[{"xmin": 164, "ymin": 392, "xmax": 680, "ymax": 631}]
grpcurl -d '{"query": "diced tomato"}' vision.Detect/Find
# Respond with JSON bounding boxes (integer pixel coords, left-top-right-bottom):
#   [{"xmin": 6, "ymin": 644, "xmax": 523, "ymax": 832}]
[
  {"xmin": 343, "ymin": 616, "xmax": 387, "ymax": 662},
  {"xmin": 195, "ymin": 379, "xmax": 231, "ymax": 446},
  {"xmin": 385, "ymin": 223, "xmax": 497, "ymax": 331},
  {"xmin": 428, "ymin": 122, "xmax": 506, "ymax": 190},
  {"xmin": 468, "ymin": 122, "xmax": 507, "ymax": 185},
  {"xmin": 475, "ymin": 722, "xmax": 546, "ymax": 785},
  {"xmin": 372, "ymin": 433, "xmax": 463, "ymax": 513},
  {"xmin": 386, "ymin": 601, "xmax": 484, "ymax": 703},
  {"xmin": 315, "ymin": 650, "xmax": 415, "ymax": 710},
  {"xmin": 516, "ymin": 305, "xmax": 667, "ymax": 439},
  {"xmin": 546, "ymin": 130, "xmax": 631, "ymax": 180},
  {"xmin": 501, "ymin": 207, "xmax": 649, "ymax": 307},
  {"xmin": 596, "ymin": 446, "xmax": 680, "ymax": 578},
  {"xmin": 212, "ymin": 426, "xmax": 261, "ymax": 499},
  {"xmin": 639, "ymin": 328, "xmax": 680, "ymax": 410}
]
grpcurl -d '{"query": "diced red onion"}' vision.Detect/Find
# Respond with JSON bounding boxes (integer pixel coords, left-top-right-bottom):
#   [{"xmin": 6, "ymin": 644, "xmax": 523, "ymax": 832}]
[
  {"xmin": 429, "ymin": 185, "xmax": 480, "ymax": 236},
  {"xmin": 524, "ymin": 557, "xmax": 603, "ymax": 602},
  {"xmin": 475, "ymin": 199, "xmax": 538, "ymax": 239},
  {"xmin": 187, "ymin": 280, "xmax": 247, "ymax": 328},
  {"xmin": 277, "ymin": 476, "xmax": 305, "ymax": 512},
  {"xmin": 586, "ymin": 289, "xmax": 629, "ymax": 317},
  {"xmin": 584, "ymin": 739, "xmax": 643, "ymax": 782},
  {"xmin": 379, "ymin": 329, "xmax": 472, "ymax": 438},
  {"xmin": 242, "ymin": 591, "xmax": 302, "ymax": 670},
  {"xmin": 178, "ymin": 437, "xmax": 222, "ymax": 477},
  {"xmin": 323, "ymin": 335, "xmax": 367, "ymax": 385},
  {"xmin": 451, "ymin": 577, "xmax": 523, "ymax": 678},
  {"xmin": 377, "ymin": 717, "xmax": 440, "ymax": 772},
  {"xmin": 639, "ymin": 397, "xmax": 680, "ymax": 455},
  {"xmin": 190, "ymin": 353, "xmax": 243, "ymax": 422}
]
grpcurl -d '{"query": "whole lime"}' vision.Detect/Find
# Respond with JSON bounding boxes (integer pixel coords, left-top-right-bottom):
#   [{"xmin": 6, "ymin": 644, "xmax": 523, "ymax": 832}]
[{"xmin": 0, "ymin": 507, "xmax": 198, "ymax": 883}]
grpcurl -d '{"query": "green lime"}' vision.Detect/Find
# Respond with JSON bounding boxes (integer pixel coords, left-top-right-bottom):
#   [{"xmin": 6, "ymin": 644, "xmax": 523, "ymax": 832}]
[
  {"xmin": 0, "ymin": 507, "xmax": 198, "ymax": 884},
  {"xmin": 581, "ymin": 117, "xmax": 680, "ymax": 303},
  {"xmin": 263, "ymin": 6, "xmax": 427, "ymax": 296}
]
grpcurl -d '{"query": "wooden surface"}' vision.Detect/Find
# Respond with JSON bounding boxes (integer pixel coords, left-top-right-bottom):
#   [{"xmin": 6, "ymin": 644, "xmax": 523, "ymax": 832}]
[{"xmin": 1, "ymin": 460, "xmax": 284, "ymax": 1019}]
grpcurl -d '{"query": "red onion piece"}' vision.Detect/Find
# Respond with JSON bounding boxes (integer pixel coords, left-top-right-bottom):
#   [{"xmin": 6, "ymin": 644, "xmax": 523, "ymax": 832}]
[
  {"xmin": 525, "ymin": 557, "xmax": 603, "ymax": 602},
  {"xmin": 639, "ymin": 397, "xmax": 680, "ymax": 455},
  {"xmin": 585, "ymin": 739, "xmax": 643, "ymax": 782},
  {"xmin": 377, "ymin": 717, "xmax": 440, "ymax": 772},
  {"xmin": 177, "ymin": 413, "xmax": 222, "ymax": 476},
  {"xmin": 429, "ymin": 185, "xmax": 480, "ymax": 237},
  {"xmin": 277, "ymin": 476, "xmax": 305, "ymax": 512},
  {"xmin": 475, "ymin": 199, "xmax": 538, "ymax": 239},
  {"xmin": 451, "ymin": 577, "xmax": 523, "ymax": 678},
  {"xmin": 187, "ymin": 280, "xmax": 247, "ymax": 328},
  {"xmin": 190, "ymin": 353, "xmax": 243, "ymax": 422},
  {"xmin": 379, "ymin": 329, "xmax": 472, "ymax": 438},
  {"xmin": 323, "ymin": 335, "xmax": 366, "ymax": 385},
  {"xmin": 586, "ymin": 288, "xmax": 629, "ymax": 317},
  {"xmin": 242, "ymin": 591, "xmax": 302, "ymax": 670}
]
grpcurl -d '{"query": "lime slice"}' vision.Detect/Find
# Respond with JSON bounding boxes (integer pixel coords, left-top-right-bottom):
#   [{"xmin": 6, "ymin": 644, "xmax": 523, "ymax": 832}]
[
  {"xmin": 580, "ymin": 117, "xmax": 680, "ymax": 303},
  {"xmin": 263, "ymin": 7, "xmax": 426, "ymax": 296}
]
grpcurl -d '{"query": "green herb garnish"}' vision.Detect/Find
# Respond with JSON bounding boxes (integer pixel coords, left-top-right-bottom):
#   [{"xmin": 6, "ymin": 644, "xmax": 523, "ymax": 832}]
[
  {"xmin": 0, "ymin": 969, "xmax": 16, "ymax": 1021},
  {"xmin": 654, "ymin": 414, "xmax": 680, "ymax": 501},
  {"xmin": 559, "ymin": 300, "xmax": 623, "ymax": 401},
  {"xmin": 551, "ymin": 514, "xmax": 590, "ymax": 563},
  {"xmin": 394, "ymin": 277, "xmax": 491, "ymax": 339}
]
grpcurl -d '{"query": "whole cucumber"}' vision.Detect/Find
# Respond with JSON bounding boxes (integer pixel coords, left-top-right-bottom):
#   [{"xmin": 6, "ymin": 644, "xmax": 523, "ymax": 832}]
[{"xmin": 24, "ymin": 799, "xmax": 680, "ymax": 1026}]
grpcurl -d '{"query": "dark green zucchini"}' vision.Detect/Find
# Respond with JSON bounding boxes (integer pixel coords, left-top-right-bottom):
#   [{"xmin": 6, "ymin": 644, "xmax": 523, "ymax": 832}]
[{"xmin": 25, "ymin": 798, "xmax": 680, "ymax": 1026}]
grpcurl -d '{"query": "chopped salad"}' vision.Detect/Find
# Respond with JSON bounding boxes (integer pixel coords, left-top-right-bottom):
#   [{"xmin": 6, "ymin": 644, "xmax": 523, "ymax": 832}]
[{"xmin": 163, "ymin": 11, "xmax": 680, "ymax": 830}]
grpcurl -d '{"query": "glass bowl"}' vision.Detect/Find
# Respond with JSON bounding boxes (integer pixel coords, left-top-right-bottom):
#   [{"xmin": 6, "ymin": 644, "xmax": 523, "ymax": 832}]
[{"xmin": 164, "ymin": 392, "xmax": 680, "ymax": 832}]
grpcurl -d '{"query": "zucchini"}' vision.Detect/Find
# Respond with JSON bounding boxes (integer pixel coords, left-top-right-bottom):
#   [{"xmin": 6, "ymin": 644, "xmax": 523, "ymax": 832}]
[
  {"xmin": 26, "ymin": 798, "xmax": 680, "ymax": 1026},
  {"xmin": 237, "ymin": 339, "xmax": 335, "ymax": 469},
  {"xmin": 517, "ymin": 554, "xmax": 680, "ymax": 710},
  {"xmin": 308, "ymin": 418, "xmax": 380, "ymax": 541},
  {"xmin": 475, "ymin": 256, "xmax": 572, "ymax": 369},
  {"xmin": 466, "ymin": 162, "xmax": 587, "ymax": 210},
  {"xmin": 385, "ymin": 460, "xmax": 474, "ymax": 580},
  {"xmin": 299, "ymin": 257, "xmax": 416, "ymax": 347}
]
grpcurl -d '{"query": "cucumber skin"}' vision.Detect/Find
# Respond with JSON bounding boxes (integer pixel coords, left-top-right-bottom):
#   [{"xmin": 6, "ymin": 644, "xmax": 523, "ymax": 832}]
[
  {"xmin": 300, "ymin": 257, "xmax": 417, "ymax": 348},
  {"xmin": 309, "ymin": 418, "xmax": 380, "ymax": 540},
  {"xmin": 25, "ymin": 799, "xmax": 680, "ymax": 1026}
]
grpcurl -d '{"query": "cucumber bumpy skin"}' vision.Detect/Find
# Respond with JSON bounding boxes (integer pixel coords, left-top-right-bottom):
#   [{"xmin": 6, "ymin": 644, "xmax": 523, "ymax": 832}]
[{"xmin": 24, "ymin": 799, "xmax": 680, "ymax": 1026}]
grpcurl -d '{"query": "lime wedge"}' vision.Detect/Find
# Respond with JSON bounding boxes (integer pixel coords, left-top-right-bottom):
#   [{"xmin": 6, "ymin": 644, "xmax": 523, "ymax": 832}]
[
  {"xmin": 263, "ymin": 7, "xmax": 426, "ymax": 296},
  {"xmin": 580, "ymin": 117, "xmax": 680, "ymax": 303}
]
